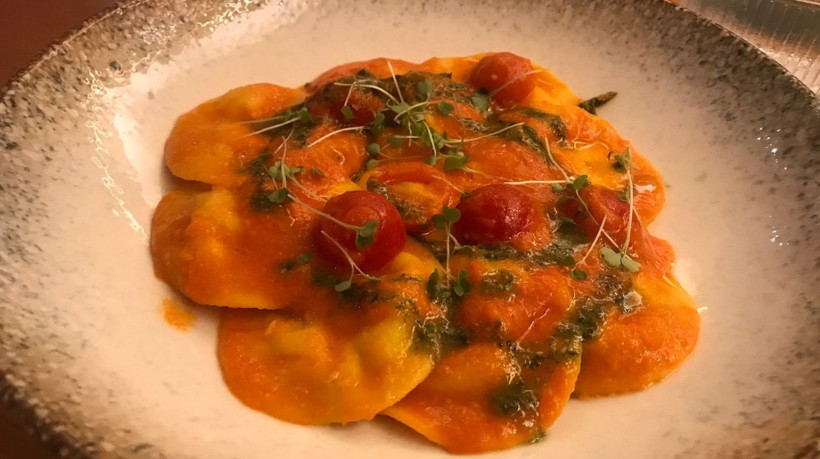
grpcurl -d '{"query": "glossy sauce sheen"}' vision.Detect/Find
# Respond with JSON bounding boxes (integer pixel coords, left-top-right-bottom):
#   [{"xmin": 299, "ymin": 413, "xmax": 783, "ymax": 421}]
[{"xmin": 150, "ymin": 54, "xmax": 700, "ymax": 453}]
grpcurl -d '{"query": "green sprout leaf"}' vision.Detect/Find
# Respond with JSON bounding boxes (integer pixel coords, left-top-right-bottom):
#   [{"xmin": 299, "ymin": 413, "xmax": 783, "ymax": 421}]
[
  {"xmin": 369, "ymin": 112, "xmax": 385, "ymax": 136},
  {"xmin": 600, "ymin": 246, "xmax": 623, "ymax": 268},
  {"xmin": 470, "ymin": 94, "xmax": 490, "ymax": 112},
  {"xmin": 269, "ymin": 162, "xmax": 285, "ymax": 181},
  {"xmin": 453, "ymin": 269, "xmax": 471, "ymax": 297},
  {"xmin": 571, "ymin": 268, "xmax": 588, "ymax": 280},
  {"xmin": 389, "ymin": 102, "xmax": 410, "ymax": 115},
  {"xmin": 296, "ymin": 106, "xmax": 313, "ymax": 123},
  {"xmin": 365, "ymin": 158, "xmax": 379, "ymax": 170},
  {"xmin": 437, "ymin": 102, "xmax": 454, "ymax": 116},
  {"xmin": 355, "ymin": 219, "xmax": 379, "ymax": 249},
  {"xmin": 613, "ymin": 155, "xmax": 630, "ymax": 173},
  {"xmin": 334, "ymin": 279, "xmax": 353, "ymax": 292},
  {"xmin": 341, "ymin": 106, "xmax": 354, "ymax": 122},
  {"xmin": 600, "ymin": 247, "xmax": 641, "ymax": 272},
  {"xmin": 569, "ymin": 175, "xmax": 591, "ymax": 192},
  {"xmin": 366, "ymin": 142, "xmax": 381, "ymax": 156},
  {"xmin": 432, "ymin": 206, "xmax": 461, "ymax": 230},
  {"xmin": 443, "ymin": 154, "xmax": 469, "ymax": 172},
  {"xmin": 621, "ymin": 254, "xmax": 641, "ymax": 272},
  {"xmin": 267, "ymin": 188, "xmax": 290, "ymax": 204},
  {"xmin": 310, "ymin": 167, "xmax": 325, "ymax": 177},
  {"xmin": 550, "ymin": 183, "xmax": 566, "ymax": 193},
  {"xmin": 417, "ymin": 80, "xmax": 433, "ymax": 100}
]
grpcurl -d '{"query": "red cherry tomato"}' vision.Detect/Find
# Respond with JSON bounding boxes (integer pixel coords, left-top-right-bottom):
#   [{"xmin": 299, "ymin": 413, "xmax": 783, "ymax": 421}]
[
  {"xmin": 306, "ymin": 84, "xmax": 385, "ymax": 126},
  {"xmin": 328, "ymin": 89, "xmax": 384, "ymax": 126},
  {"xmin": 468, "ymin": 52, "xmax": 536, "ymax": 108},
  {"xmin": 452, "ymin": 184, "xmax": 534, "ymax": 244},
  {"xmin": 559, "ymin": 186, "xmax": 671, "ymax": 271},
  {"xmin": 366, "ymin": 162, "xmax": 461, "ymax": 233},
  {"xmin": 313, "ymin": 190, "xmax": 406, "ymax": 272}
]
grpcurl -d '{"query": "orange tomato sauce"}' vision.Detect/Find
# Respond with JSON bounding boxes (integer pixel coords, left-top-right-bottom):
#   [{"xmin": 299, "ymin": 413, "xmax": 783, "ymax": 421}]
[{"xmin": 150, "ymin": 53, "xmax": 700, "ymax": 453}]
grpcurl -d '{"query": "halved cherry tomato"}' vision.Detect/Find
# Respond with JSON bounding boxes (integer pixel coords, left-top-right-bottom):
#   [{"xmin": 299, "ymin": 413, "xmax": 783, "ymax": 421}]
[
  {"xmin": 559, "ymin": 186, "xmax": 672, "ymax": 272},
  {"xmin": 307, "ymin": 84, "xmax": 386, "ymax": 126},
  {"xmin": 366, "ymin": 162, "xmax": 461, "ymax": 233},
  {"xmin": 453, "ymin": 184, "xmax": 534, "ymax": 244},
  {"xmin": 313, "ymin": 190, "xmax": 406, "ymax": 272},
  {"xmin": 468, "ymin": 52, "xmax": 536, "ymax": 108}
]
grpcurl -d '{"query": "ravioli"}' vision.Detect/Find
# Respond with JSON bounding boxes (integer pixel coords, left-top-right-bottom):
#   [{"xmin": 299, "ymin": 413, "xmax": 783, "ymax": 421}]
[{"xmin": 151, "ymin": 53, "xmax": 700, "ymax": 452}]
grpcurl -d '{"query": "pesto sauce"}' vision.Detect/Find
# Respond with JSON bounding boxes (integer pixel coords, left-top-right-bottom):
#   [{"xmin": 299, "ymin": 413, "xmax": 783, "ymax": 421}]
[
  {"xmin": 457, "ymin": 243, "xmax": 577, "ymax": 268},
  {"xmin": 249, "ymin": 188, "xmax": 281, "ymax": 213},
  {"xmin": 578, "ymin": 91, "xmax": 617, "ymax": 115},
  {"xmin": 511, "ymin": 107, "xmax": 567, "ymax": 140},
  {"xmin": 366, "ymin": 180, "xmax": 428, "ymax": 226},
  {"xmin": 413, "ymin": 318, "xmax": 470, "ymax": 360},
  {"xmin": 489, "ymin": 378, "xmax": 539, "ymax": 418},
  {"xmin": 479, "ymin": 269, "xmax": 517, "ymax": 295}
]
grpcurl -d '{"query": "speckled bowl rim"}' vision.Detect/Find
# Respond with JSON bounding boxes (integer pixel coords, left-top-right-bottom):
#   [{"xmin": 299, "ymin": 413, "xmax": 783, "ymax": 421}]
[{"xmin": 0, "ymin": 0, "xmax": 817, "ymax": 457}]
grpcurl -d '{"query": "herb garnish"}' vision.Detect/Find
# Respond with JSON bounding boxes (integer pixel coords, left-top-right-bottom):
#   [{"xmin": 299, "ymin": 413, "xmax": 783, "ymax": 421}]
[{"xmin": 578, "ymin": 91, "xmax": 617, "ymax": 115}]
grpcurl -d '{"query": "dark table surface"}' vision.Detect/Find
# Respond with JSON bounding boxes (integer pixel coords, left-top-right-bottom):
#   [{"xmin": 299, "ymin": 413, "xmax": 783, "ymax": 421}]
[{"xmin": 0, "ymin": 2, "xmax": 119, "ymax": 457}]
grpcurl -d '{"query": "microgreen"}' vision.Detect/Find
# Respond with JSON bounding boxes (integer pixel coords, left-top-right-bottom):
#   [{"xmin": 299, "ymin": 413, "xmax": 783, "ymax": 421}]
[
  {"xmin": 550, "ymin": 183, "xmax": 566, "ymax": 193},
  {"xmin": 334, "ymin": 279, "xmax": 353, "ymax": 292},
  {"xmin": 341, "ymin": 106, "xmax": 354, "ymax": 123},
  {"xmin": 599, "ymin": 247, "xmax": 641, "ymax": 272},
  {"xmin": 366, "ymin": 142, "xmax": 381, "ymax": 156},
  {"xmin": 310, "ymin": 167, "xmax": 325, "ymax": 177},
  {"xmin": 568, "ymin": 175, "xmax": 591, "ymax": 192},
  {"xmin": 389, "ymin": 101, "xmax": 411, "ymax": 115},
  {"xmin": 571, "ymin": 269, "xmax": 588, "ymax": 280},
  {"xmin": 609, "ymin": 148, "xmax": 631, "ymax": 174},
  {"xmin": 432, "ymin": 205, "xmax": 462, "ymax": 285},
  {"xmin": 453, "ymin": 269, "xmax": 471, "ymax": 297},
  {"xmin": 470, "ymin": 93, "xmax": 490, "ymax": 112},
  {"xmin": 365, "ymin": 158, "xmax": 379, "ymax": 170},
  {"xmin": 437, "ymin": 102, "xmax": 454, "ymax": 115},
  {"xmin": 355, "ymin": 220, "xmax": 379, "ymax": 249},
  {"xmin": 432, "ymin": 206, "xmax": 461, "ymax": 230},
  {"xmin": 262, "ymin": 158, "xmax": 379, "ymax": 252},
  {"xmin": 417, "ymin": 79, "xmax": 433, "ymax": 101},
  {"xmin": 369, "ymin": 112, "xmax": 385, "ymax": 136},
  {"xmin": 320, "ymin": 230, "xmax": 380, "ymax": 292},
  {"xmin": 443, "ymin": 154, "xmax": 469, "ymax": 172},
  {"xmin": 267, "ymin": 188, "xmax": 290, "ymax": 204}
]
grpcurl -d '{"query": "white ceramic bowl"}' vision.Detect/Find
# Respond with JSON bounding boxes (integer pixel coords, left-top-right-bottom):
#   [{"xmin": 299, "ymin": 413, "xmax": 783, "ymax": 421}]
[{"xmin": 1, "ymin": 0, "xmax": 818, "ymax": 457}]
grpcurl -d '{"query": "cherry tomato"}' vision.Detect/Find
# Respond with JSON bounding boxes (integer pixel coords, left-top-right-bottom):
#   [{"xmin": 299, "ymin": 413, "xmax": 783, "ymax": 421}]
[
  {"xmin": 468, "ymin": 52, "xmax": 536, "ymax": 108},
  {"xmin": 366, "ymin": 162, "xmax": 461, "ymax": 233},
  {"xmin": 559, "ymin": 186, "xmax": 671, "ymax": 271},
  {"xmin": 307, "ymin": 82, "xmax": 386, "ymax": 126},
  {"xmin": 452, "ymin": 184, "xmax": 534, "ymax": 245},
  {"xmin": 328, "ymin": 89, "xmax": 384, "ymax": 126},
  {"xmin": 313, "ymin": 190, "xmax": 406, "ymax": 272}
]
